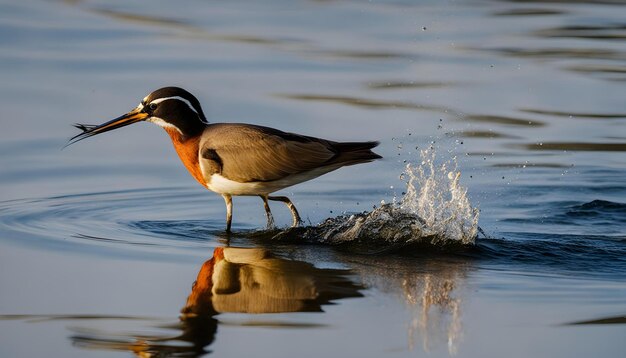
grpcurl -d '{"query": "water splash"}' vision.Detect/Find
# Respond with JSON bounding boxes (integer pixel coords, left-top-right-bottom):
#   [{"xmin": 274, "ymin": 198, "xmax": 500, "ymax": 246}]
[
  {"xmin": 399, "ymin": 149, "xmax": 479, "ymax": 245},
  {"xmin": 270, "ymin": 149, "xmax": 479, "ymax": 252}
]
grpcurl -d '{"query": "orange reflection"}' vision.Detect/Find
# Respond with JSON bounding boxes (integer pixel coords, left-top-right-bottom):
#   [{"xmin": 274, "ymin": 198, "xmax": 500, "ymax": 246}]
[{"xmin": 71, "ymin": 246, "xmax": 362, "ymax": 357}]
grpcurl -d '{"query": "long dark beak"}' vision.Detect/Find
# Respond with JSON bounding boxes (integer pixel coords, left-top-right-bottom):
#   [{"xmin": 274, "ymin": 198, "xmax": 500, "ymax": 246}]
[{"xmin": 65, "ymin": 108, "xmax": 149, "ymax": 147}]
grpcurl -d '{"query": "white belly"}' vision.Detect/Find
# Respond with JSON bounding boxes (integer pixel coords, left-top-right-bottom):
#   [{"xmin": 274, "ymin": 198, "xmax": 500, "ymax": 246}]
[
  {"xmin": 205, "ymin": 166, "xmax": 340, "ymax": 196},
  {"xmin": 206, "ymin": 174, "xmax": 273, "ymax": 196}
]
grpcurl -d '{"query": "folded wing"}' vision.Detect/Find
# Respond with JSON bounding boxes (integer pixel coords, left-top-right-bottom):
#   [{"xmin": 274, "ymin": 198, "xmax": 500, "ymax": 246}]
[{"xmin": 199, "ymin": 124, "xmax": 340, "ymax": 183}]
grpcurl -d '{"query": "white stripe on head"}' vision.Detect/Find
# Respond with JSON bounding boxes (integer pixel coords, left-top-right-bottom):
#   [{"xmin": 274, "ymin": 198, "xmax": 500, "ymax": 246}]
[{"xmin": 149, "ymin": 96, "xmax": 206, "ymax": 123}]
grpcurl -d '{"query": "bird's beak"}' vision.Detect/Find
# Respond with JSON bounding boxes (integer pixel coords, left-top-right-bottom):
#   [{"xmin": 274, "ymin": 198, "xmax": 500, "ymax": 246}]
[{"xmin": 66, "ymin": 107, "xmax": 149, "ymax": 147}]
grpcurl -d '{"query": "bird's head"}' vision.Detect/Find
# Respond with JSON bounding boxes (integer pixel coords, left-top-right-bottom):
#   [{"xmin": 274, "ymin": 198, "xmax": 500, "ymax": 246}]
[{"xmin": 67, "ymin": 86, "xmax": 208, "ymax": 146}]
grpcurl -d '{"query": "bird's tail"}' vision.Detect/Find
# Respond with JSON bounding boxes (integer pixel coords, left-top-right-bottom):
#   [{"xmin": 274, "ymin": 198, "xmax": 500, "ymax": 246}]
[{"xmin": 332, "ymin": 141, "xmax": 382, "ymax": 166}]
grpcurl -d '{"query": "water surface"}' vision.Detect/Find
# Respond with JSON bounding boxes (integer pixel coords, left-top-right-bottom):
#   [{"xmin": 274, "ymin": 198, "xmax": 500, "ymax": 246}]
[{"xmin": 0, "ymin": 0, "xmax": 625, "ymax": 357}]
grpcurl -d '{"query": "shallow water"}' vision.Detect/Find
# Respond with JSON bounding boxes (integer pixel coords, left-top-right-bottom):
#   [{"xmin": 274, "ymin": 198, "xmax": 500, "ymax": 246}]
[{"xmin": 1, "ymin": 0, "xmax": 625, "ymax": 357}]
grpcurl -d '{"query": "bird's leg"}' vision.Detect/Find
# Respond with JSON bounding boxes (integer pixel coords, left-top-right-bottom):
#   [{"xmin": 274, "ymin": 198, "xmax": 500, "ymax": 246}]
[
  {"xmin": 222, "ymin": 194, "xmax": 233, "ymax": 232},
  {"xmin": 268, "ymin": 196, "xmax": 302, "ymax": 227},
  {"xmin": 259, "ymin": 195, "xmax": 275, "ymax": 229}
]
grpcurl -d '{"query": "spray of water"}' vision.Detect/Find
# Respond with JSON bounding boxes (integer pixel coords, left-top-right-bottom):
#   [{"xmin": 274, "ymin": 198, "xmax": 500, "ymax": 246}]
[
  {"xmin": 270, "ymin": 149, "xmax": 479, "ymax": 251},
  {"xmin": 399, "ymin": 149, "xmax": 479, "ymax": 245}
]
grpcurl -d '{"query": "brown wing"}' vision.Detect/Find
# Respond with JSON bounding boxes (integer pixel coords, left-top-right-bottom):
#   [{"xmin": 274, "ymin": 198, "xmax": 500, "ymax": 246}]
[{"xmin": 199, "ymin": 123, "xmax": 337, "ymax": 183}]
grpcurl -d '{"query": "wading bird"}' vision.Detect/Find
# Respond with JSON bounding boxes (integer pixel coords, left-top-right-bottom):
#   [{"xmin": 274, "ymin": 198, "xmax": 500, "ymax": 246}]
[{"xmin": 69, "ymin": 87, "xmax": 381, "ymax": 232}]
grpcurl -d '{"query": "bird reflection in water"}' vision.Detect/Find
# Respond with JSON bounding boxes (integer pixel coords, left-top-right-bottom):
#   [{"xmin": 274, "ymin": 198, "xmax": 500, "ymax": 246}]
[
  {"xmin": 67, "ymin": 249, "xmax": 470, "ymax": 356},
  {"xmin": 71, "ymin": 246, "xmax": 363, "ymax": 357}
]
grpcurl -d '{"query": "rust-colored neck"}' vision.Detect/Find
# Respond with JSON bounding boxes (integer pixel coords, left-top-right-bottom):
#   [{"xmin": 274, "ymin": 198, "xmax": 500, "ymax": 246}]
[{"xmin": 164, "ymin": 128, "xmax": 206, "ymax": 187}]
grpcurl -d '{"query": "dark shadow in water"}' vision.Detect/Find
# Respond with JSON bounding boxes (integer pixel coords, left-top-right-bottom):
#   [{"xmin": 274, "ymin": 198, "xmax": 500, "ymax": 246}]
[
  {"xmin": 492, "ymin": 8, "xmax": 566, "ymax": 16},
  {"xmin": 91, "ymin": 8, "xmax": 192, "ymax": 28},
  {"xmin": 519, "ymin": 142, "xmax": 626, "ymax": 151},
  {"xmin": 67, "ymin": 246, "xmax": 363, "ymax": 357},
  {"xmin": 462, "ymin": 114, "xmax": 545, "ymax": 127},
  {"xmin": 0, "ymin": 314, "xmax": 158, "ymax": 322},
  {"xmin": 458, "ymin": 130, "xmax": 520, "ymax": 139},
  {"xmin": 520, "ymin": 108, "xmax": 626, "ymax": 119},
  {"xmin": 490, "ymin": 162, "xmax": 571, "ymax": 168},
  {"xmin": 366, "ymin": 80, "xmax": 458, "ymax": 90},
  {"xmin": 567, "ymin": 64, "xmax": 626, "ymax": 77},
  {"xmin": 565, "ymin": 315, "xmax": 626, "ymax": 325},
  {"xmin": 497, "ymin": 0, "xmax": 626, "ymax": 5},
  {"xmin": 533, "ymin": 24, "xmax": 626, "ymax": 40},
  {"xmin": 277, "ymin": 94, "xmax": 451, "ymax": 113},
  {"xmin": 313, "ymin": 49, "xmax": 415, "ymax": 61},
  {"xmin": 484, "ymin": 47, "xmax": 624, "ymax": 61}
]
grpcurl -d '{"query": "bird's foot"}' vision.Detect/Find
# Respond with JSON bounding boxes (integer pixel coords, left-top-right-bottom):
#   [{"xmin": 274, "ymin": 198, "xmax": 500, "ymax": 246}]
[
  {"xmin": 291, "ymin": 217, "xmax": 303, "ymax": 228},
  {"xmin": 265, "ymin": 215, "xmax": 276, "ymax": 231}
]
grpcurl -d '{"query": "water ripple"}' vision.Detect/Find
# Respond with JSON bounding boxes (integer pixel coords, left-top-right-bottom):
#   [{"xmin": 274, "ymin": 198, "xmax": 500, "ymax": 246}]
[
  {"xmin": 0, "ymin": 187, "xmax": 221, "ymax": 259},
  {"xmin": 473, "ymin": 234, "xmax": 626, "ymax": 276}
]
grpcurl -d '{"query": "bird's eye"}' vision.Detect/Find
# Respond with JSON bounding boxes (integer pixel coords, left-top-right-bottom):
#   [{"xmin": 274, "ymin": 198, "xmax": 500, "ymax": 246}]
[{"xmin": 149, "ymin": 103, "xmax": 158, "ymax": 110}]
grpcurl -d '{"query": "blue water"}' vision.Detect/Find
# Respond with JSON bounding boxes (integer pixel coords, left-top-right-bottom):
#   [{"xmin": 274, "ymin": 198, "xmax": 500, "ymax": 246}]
[{"xmin": 1, "ymin": 0, "xmax": 625, "ymax": 357}]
